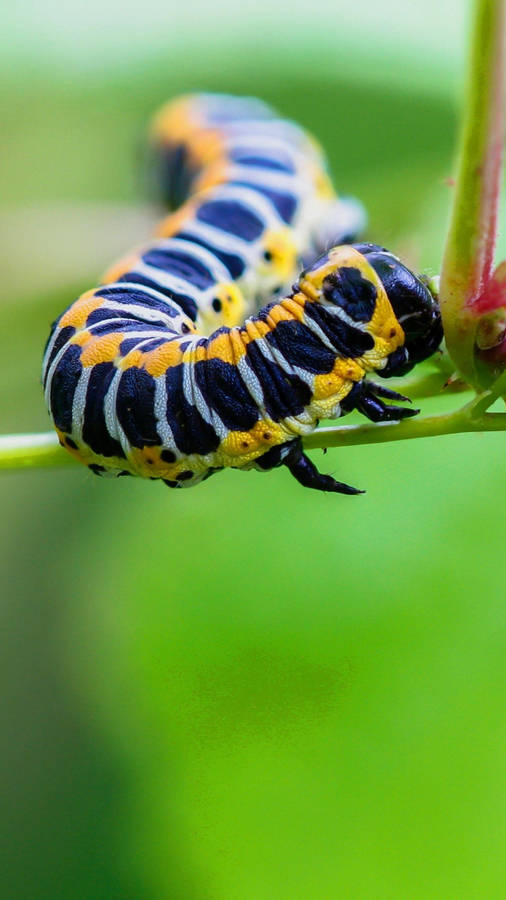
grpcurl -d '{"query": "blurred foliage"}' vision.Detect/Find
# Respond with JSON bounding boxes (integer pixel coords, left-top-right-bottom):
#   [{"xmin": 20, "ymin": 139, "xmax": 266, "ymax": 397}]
[{"xmin": 1, "ymin": 38, "xmax": 505, "ymax": 900}]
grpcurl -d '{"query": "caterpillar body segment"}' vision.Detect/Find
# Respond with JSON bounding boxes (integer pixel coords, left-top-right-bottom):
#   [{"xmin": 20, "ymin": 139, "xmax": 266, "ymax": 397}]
[{"xmin": 42, "ymin": 95, "xmax": 442, "ymax": 494}]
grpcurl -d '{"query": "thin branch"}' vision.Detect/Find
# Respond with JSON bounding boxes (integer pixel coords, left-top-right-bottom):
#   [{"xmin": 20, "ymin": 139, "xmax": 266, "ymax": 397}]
[
  {"xmin": 0, "ymin": 433, "xmax": 74, "ymax": 471},
  {"xmin": 303, "ymin": 411, "xmax": 506, "ymax": 450},
  {"xmin": 1, "ymin": 398, "xmax": 505, "ymax": 475}
]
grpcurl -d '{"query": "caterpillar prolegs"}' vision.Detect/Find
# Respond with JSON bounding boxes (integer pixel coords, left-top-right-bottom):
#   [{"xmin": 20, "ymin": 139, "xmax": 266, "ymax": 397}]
[{"xmin": 42, "ymin": 94, "xmax": 442, "ymax": 494}]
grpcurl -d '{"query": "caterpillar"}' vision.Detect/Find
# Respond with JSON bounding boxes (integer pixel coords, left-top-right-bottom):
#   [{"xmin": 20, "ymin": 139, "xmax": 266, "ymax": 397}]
[{"xmin": 42, "ymin": 93, "xmax": 442, "ymax": 494}]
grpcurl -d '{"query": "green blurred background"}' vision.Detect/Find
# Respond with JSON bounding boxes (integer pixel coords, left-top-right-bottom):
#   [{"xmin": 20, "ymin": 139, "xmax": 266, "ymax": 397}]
[{"xmin": 1, "ymin": 2, "xmax": 505, "ymax": 898}]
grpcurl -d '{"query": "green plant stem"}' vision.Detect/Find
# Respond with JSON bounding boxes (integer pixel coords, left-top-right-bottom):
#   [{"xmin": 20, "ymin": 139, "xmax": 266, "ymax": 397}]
[
  {"xmin": 303, "ymin": 411, "xmax": 505, "ymax": 450},
  {"xmin": 0, "ymin": 433, "xmax": 75, "ymax": 471},
  {"xmin": 1, "ymin": 394, "xmax": 504, "ymax": 473},
  {"xmin": 439, "ymin": 0, "xmax": 505, "ymax": 387}
]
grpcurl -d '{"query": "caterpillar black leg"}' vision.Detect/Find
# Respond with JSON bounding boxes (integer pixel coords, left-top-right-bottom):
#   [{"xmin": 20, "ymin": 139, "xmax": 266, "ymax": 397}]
[
  {"xmin": 283, "ymin": 439, "xmax": 364, "ymax": 495},
  {"xmin": 363, "ymin": 382, "xmax": 411, "ymax": 403},
  {"xmin": 341, "ymin": 381, "xmax": 420, "ymax": 423}
]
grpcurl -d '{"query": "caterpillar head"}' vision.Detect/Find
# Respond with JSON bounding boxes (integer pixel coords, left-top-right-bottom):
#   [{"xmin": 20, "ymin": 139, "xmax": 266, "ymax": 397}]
[{"xmin": 298, "ymin": 243, "xmax": 442, "ymax": 376}]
